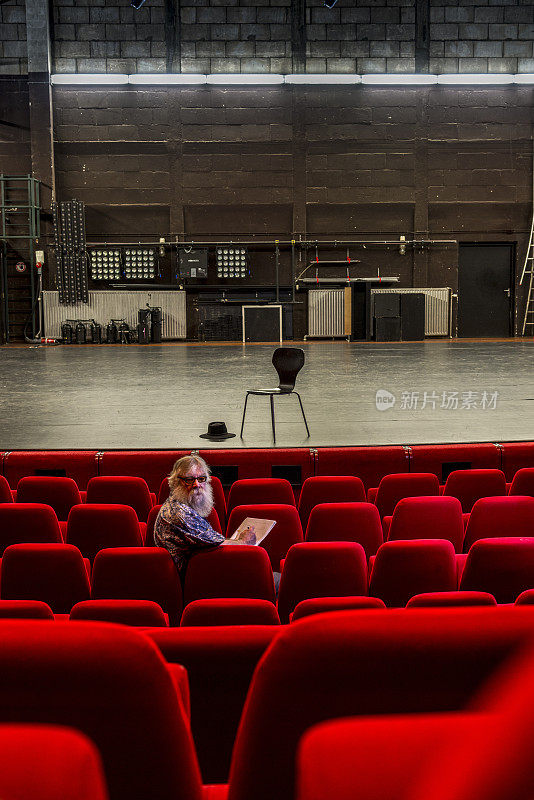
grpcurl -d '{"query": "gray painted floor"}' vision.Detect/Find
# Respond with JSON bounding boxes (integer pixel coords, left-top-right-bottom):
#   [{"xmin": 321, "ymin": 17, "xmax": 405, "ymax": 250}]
[{"xmin": 0, "ymin": 340, "xmax": 533, "ymax": 450}]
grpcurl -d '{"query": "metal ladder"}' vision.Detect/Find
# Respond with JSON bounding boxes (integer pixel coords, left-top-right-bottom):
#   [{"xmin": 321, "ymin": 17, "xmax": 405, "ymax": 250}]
[{"xmin": 521, "ymin": 143, "xmax": 534, "ymax": 335}]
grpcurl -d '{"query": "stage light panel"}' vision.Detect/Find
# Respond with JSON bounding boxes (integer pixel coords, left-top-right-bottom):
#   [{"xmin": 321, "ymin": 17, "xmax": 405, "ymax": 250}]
[
  {"xmin": 216, "ymin": 246, "xmax": 248, "ymax": 279},
  {"xmin": 90, "ymin": 249, "xmax": 122, "ymax": 280},
  {"xmin": 124, "ymin": 248, "xmax": 157, "ymax": 279}
]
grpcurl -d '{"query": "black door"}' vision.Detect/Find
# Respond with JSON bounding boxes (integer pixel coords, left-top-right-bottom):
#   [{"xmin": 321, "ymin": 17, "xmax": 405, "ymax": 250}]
[{"xmin": 458, "ymin": 243, "xmax": 513, "ymax": 337}]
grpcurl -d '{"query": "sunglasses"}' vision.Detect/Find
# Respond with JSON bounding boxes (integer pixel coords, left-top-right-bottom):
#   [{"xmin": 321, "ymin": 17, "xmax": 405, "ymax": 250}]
[{"xmin": 179, "ymin": 475, "xmax": 208, "ymax": 486}]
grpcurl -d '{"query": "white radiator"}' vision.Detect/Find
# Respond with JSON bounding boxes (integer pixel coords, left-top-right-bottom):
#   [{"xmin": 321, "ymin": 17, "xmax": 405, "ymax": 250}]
[
  {"xmin": 371, "ymin": 288, "xmax": 451, "ymax": 336},
  {"xmin": 42, "ymin": 290, "xmax": 187, "ymax": 339},
  {"xmin": 307, "ymin": 289, "xmax": 346, "ymax": 338}
]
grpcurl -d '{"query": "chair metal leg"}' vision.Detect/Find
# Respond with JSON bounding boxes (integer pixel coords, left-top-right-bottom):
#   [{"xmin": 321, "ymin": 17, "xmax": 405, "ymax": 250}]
[
  {"xmin": 294, "ymin": 392, "xmax": 310, "ymax": 437},
  {"xmin": 270, "ymin": 394, "xmax": 276, "ymax": 442},
  {"xmin": 240, "ymin": 393, "xmax": 250, "ymax": 437}
]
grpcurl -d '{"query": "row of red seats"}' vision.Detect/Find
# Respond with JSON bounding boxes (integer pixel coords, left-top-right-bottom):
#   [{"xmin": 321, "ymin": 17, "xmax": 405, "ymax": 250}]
[{"xmin": 0, "ymin": 607, "xmax": 534, "ymax": 794}]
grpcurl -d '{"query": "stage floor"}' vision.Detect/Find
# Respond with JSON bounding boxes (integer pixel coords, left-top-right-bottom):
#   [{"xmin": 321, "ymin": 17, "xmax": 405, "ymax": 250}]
[{"xmin": 0, "ymin": 339, "xmax": 533, "ymax": 450}]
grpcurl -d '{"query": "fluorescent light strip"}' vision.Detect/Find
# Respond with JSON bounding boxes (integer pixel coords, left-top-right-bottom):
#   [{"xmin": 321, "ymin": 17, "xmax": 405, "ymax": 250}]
[
  {"xmin": 362, "ymin": 73, "xmax": 437, "ymax": 85},
  {"xmin": 437, "ymin": 73, "xmax": 514, "ymax": 85},
  {"xmin": 207, "ymin": 73, "xmax": 284, "ymax": 85},
  {"xmin": 129, "ymin": 74, "xmax": 206, "ymax": 84},
  {"xmin": 285, "ymin": 74, "xmax": 361, "ymax": 84},
  {"xmin": 51, "ymin": 74, "xmax": 129, "ymax": 85},
  {"xmin": 513, "ymin": 73, "xmax": 534, "ymax": 84}
]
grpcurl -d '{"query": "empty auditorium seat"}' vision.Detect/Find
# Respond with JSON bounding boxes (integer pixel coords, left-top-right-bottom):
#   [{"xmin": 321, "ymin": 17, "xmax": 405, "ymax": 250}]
[
  {"xmin": 508, "ymin": 467, "xmax": 534, "ymax": 497},
  {"xmin": 460, "ymin": 538, "xmax": 534, "ymax": 603},
  {"xmin": 0, "ymin": 621, "xmax": 203, "ymax": 800},
  {"xmin": 159, "ymin": 474, "xmax": 227, "ymax": 528},
  {"xmin": 16, "ymin": 476, "xmax": 82, "ymax": 521},
  {"xmin": 369, "ymin": 540, "xmax": 457, "ymax": 607},
  {"xmin": 406, "ymin": 591, "xmax": 497, "ymax": 608},
  {"xmin": 227, "ymin": 478, "xmax": 296, "ymax": 514},
  {"xmin": 291, "ymin": 596, "xmax": 386, "ymax": 621},
  {"xmin": 369, "ymin": 473, "xmax": 440, "ymax": 518},
  {"xmin": 86, "ymin": 476, "xmax": 154, "ymax": 522},
  {"xmin": 181, "ymin": 598, "xmax": 280, "ymax": 626},
  {"xmin": 0, "ymin": 503, "xmax": 63, "ymax": 553},
  {"xmin": 443, "ymin": 469, "xmax": 507, "ymax": 512},
  {"xmin": 305, "ymin": 502, "xmax": 383, "ymax": 558},
  {"xmin": 385, "ymin": 496, "xmax": 465, "ymax": 553},
  {"xmin": 70, "ymin": 599, "xmax": 168, "ymax": 626},
  {"xmin": 0, "ymin": 475, "xmax": 13, "ymax": 503},
  {"xmin": 0, "ymin": 724, "xmax": 109, "ymax": 800},
  {"xmin": 226, "ymin": 606, "xmax": 534, "ymax": 800},
  {"xmin": 0, "ymin": 599, "xmax": 54, "ymax": 619},
  {"xmin": 91, "ymin": 547, "xmax": 183, "ymax": 624},
  {"xmin": 226, "ymin": 504, "xmax": 303, "ymax": 571},
  {"xmin": 463, "ymin": 495, "xmax": 534, "ymax": 552},
  {"xmin": 0, "ymin": 543, "xmax": 90, "ymax": 613},
  {"xmin": 183, "ymin": 545, "xmax": 275, "ymax": 605},
  {"xmin": 515, "ymin": 589, "xmax": 534, "ymax": 605},
  {"xmin": 277, "ymin": 542, "xmax": 368, "ymax": 624},
  {"xmin": 2, "ymin": 450, "xmax": 98, "ymax": 490},
  {"xmin": 146, "ymin": 624, "xmax": 279, "ymax": 783},
  {"xmin": 500, "ymin": 442, "xmax": 534, "ymax": 481},
  {"xmin": 297, "ymin": 476, "xmax": 366, "ymax": 530},
  {"xmin": 145, "ymin": 503, "xmax": 161, "ymax": 546},
  {"xmin": 66, "ymin": 504, "xmax": 143, "ymax": 560}
]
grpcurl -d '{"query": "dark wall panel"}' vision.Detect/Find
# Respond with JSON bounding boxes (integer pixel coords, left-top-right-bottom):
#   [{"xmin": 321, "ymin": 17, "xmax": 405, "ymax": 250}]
[{"xmin": 184, "ymin": 204, "xmax": 293, "ymax": 235}]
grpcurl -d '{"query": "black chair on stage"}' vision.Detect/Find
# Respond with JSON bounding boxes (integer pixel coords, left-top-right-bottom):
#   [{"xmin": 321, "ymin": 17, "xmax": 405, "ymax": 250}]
[{"xmin": 240, "ymin": 347, "xmax": 310, "ymax": 443}]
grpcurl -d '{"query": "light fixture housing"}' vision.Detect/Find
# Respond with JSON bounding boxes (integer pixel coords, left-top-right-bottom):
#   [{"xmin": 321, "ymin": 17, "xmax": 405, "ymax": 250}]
[
  {"xmin": 361, "ymin": 73, "xmax": 437, "ymax": 85},
  {"xmin": 206, "ymin": 73, "xmax": 284, "ymax": 85},
  {"xmin": 285, "ymin": 74, "xmax": 361, "ymax": 84},
  {"xmin": 437, "ymin": 73, "xmax": 514, "ymax": 85},
  {"xmin": 129, "ymin": 74, "xmax": 207, "ymax": 85},
  {"xmin": 51, "ymin": 74, "xmax": 130, "ymax": 85}
]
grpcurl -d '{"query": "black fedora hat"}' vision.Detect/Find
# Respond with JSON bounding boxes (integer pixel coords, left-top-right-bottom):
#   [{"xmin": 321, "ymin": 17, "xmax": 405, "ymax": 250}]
[{"xmin": 199, "ymin": 421, "xmax": 236, "ymax": 440}]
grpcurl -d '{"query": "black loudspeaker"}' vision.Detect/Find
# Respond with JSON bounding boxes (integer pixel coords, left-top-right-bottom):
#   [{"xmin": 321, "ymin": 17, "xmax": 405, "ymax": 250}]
[
  {"xmin": 138, "ymin": 309, "xmax": 151, "ymax": 344},
  {"xmin": 401, "ymin": 293, "xmax": 425, "ymax": 341},
  {"xmin": 374, "ymin": 293, "xmax": 400, "ymax": 318},
  {"xmin": 375, "ymin": 316, "xmax": 401, "ymax": 342},
  {"xmin": 150, "ymin": 307, "xmax": 162, "ymax": 343}
]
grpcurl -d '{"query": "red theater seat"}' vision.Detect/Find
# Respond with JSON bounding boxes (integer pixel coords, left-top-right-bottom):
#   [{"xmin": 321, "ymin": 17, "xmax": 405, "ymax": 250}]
[
  {"xmin": 291, "ymin": 596, "xmax": 386, "ymax": 621},
  {"xmin": 70, "ymin": 599, "xmax": 168, "ymax": 627},
  {"xmin": 409, "ymin": 443, "xmax": 502, "ymax": 482},
  {"xmin": 0, "ymin": 543, "xmax": 90, "ymax": 613},
  {"xmin": 305, "ymin": 502, "xmax": 383, "ymax": 558},
  {"xmin": 86, "ymin": 476, "xmax": 154, "ymax": 522},
  {"xmin": 369, "ymin": 473, "xmax": 440, "ymax": 518},
  {"xmin": 369, "ymin": 540, "xmax": 457, "ymax": 607},
  {"xmin": 0, "ymin": 599, "xmax": 55, "ymax": 619},
  {"xmin": 16, "ymin": 476, "xmax": 82, "ymax": 521},
  {"xmin": 0, "ymin": 503, "xmax": 63, "ymax": 553},
  {"xmin": 91, "ymin": 547, "xmax": 183, "ymax": 624},
  {"xmin": 277, "ymin": 542, "xmax": 368, "ymax": 624},
  {"xmin": 500, "ymin": 442, "xmax": 534, "ymax": 481},
  {"xmin": 0, "ymin": 724, "xmax": 109, "ymax": 800},
  {"xmin": 66, "ymin": 504, "xmax": 143, "ymax": 560},
  {"xmin": 508, "ymin": 467, "xmax": 534, "ymax": 497},
  {"xmin": 515, "ymin": 589, "xmax": 534, "ymax": 605},
  {"xmin": 460, "ymin": 537, "xmax": 534, "ymax": 603},
  {"xmin": 181, "ymin": 598, "xmax": 280, "ymax": 626},
  {"xmin": 463, "ymin": 495, "xmax": 534, "ymax": 552},
  {"xmin": 0, "ymin": 621, "xmax": 202, "ymax": 800},
  {"xmin": 443, "ymin": 469, "xmax": 507, "ymax": 512},
  {"xmin": 145, "ymin": 503, "xmax": 161, "ymax": 546},
  {"xmin": 226, "ymin": 606, "xmax": 534, "ymax": 800},
  {"xmin": 298, "ymin": 476, "xmax": 366, "ymax": 530},
  {"xmin": 146, "ymin": 624, "xmax": 279, "ymax": 784},
  {"xmin": 0, "ymin": 476, "xmax": 13, "ymax": 503},
  {"xmin": 2, "ymin": 450, "xmax": 98, "ymax": 490},
  {"xmin": 386, "ymin": 496, "xmax": 465, "ymax": 553},
  {"xmin": 98, "ymin": 450, "xmax": 187, "ymax": 492},
  {"xmin": 184, "ymin": 545, "xmax": 275, "ymax": 605},
  {"xmin": 406, "ymin": 591, "xmax": 497, "ymax": 608},
  {"xmin": 226, "ymin": 504, "xmax": 303, "ymax": 571},
  {"xmin": 159, "ymin": 475, "xmax": 227, "ymax": 529},
  {"xmin": 227, "ymin": 478, "xmax": 296, "ymax": 514}
]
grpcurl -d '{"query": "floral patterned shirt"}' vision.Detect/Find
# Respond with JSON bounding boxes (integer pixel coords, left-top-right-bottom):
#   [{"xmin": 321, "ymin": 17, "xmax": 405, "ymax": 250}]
[{"xmin": 154, "ymin": 496, "xmax": 225, "ymax": 576}]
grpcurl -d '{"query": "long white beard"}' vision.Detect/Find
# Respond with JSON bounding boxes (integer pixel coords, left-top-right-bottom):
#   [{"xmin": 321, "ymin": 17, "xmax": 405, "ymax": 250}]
[{"xmin": 172, "ymin": 482, "xmax": 214, "ymax": 518}]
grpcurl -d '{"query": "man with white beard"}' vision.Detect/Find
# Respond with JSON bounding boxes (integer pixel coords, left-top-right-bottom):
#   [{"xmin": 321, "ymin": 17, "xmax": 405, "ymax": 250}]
[{"xmin": 154, "ymin": 454, "xmax": 242, "ymax": 578}]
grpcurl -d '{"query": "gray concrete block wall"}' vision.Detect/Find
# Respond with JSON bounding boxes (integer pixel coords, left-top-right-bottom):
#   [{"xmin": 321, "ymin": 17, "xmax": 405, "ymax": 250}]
[{"xmin": 0, "ymin": 0, "xmax": 26, "ymax": 74}]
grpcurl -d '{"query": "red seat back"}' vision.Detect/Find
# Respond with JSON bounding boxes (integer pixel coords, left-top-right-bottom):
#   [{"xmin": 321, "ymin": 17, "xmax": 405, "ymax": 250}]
[
  {"xmin": 460, "ymin": 538, "xmax": 534, "ymax": 603},
  {"xmin": 0, "ymin": 504, "xmax": 63, "ymax": 553},
  {"xmin": 305, "ymin": 502, "xmax": 383, "ymax": 557},
  {"xmin": 443, "ymin": 469, "xmax": 507, "ymax": 512},
  {"xmin": 226, "ymin": 504, "xmax": 303, "ymax": 571},
  {"xmin": 314, "ymin": 446, "xmax": 410, "ymax": 490},
  {"xmin": 387, "ymin": 496, "xmax": 465, "ymax": 553},
  {"xmin": 70, "ymin": 599, "xmax": 168, "ymax": 626},
  {"xmin": 0, "ymin": 599, "xmax": 55, "ymax": 619},
  {"xmin": 181, "ymin": 598, "xmax": 280, "ymax": 626},
  {"xmin": 16, "ymin": 476, "xmax": 82, "ymax": 521},
  {"xmin": 0, "ymin": 476, "xmax": 13, "ymax": 503},
  {"xmin": 298, "ymin": 476, "xmax": 366, "ymax": 529},
  {"xmin": 374, "ymin": 473, "xmax": 440, "ymax": 518},
  {"xmin": 369, "ymin": 540, "xmax": 457, "ymax": 607},
  {"xmin": 227, "ymin": 479, "xmax": 295, "ymax": 515},
  {"xmin": 291, "ymin": 595, "xmax": 386, "ymax": 622},
  {"xmin": 86, "ymin": 476, "xmax": 153, "ymax": 522},
  {"xmin": 184, "ymin": 545, "xmax": 275, "ymax": 605},
  {"xmin": 463, "ymin": 496, "xmax": 534, "ymax": 551},
  {"xmin": 2, "ymin": 450, "xmax": 98, "ymax": 490},
  {"xmin": 406, "ymin": 591, "xmax": 497, "ymax": 608},
  {"xmin": 509, "ymin": 467, "xmax": 534, "ymax": 496},
  {"xmin": 66, "ymin": 504, "xmax": 143, "ymax": 560}
]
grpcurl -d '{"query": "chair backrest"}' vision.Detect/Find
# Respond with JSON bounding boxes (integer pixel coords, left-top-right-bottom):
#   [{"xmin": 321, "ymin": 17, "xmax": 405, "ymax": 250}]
[
  {"xmin": 16, "ymin": 476, "xmax": 82, "ymax": 521},
  {"xmin": 91, "ymin": 547, "xmax": 183, "ymax": 624},
  {"xmin": 226, "ymin": 504, "xmax": 303, "ymax": 571},
  {"xmin": 227, "ymin": 606, "xmax": 534, "ymax": 800},
  {"xmin": 0, "ymin": 599, "xmax": 55, "ymax": 619},
  {"xmin": 66, "ymin": 504, "xmax": 143, "ymax": 560},
  {"xmin": 0, "ymin": 503, "xmax": 63, "ymax": 553},
  {"xmin": 159, "ymin": 475, "xmax": 227, "ymax": 528},
  {"xmin": 369, "ymin": 540, "xmax": 457, "ymax": 607},
  {"xmin": 145, "ymin": 503, "xmax": 161, "ymax": 546},
  {"xmin": 0, "ymin": 475, "xmax": 13, "ymax": 503},
  {"xmin": 387, "ymin": 496, "xmax": 465, "ymax": 553},
  {"xmin": 460, "ymin": 538, "xmax": 534, "ymax": 603},
  {"xmin": 181, "ymin": 598, "xmax": 280, "ymax": 626},
  {"xmin": 277, "ymin": 542, "xmax": 368, "ymax": 624},
  {"xmin": 272, "ymin": 347, "xmax": 305, "ymax": 392},
  {"xmin": 86, "ymin": 476, "xmax": 153, "ymax": 522},
  {"xmin": 463, "ymin": 496, "xmax": 534, "ymax": 552},
  {"xmin": 508, "ymin": 467, "xmax": 534, "ymax": 497},
  {"xmin": 70, "ymin": 599, "xmax": 168, "ymax": 627},
  {"xmin": 291, "ymin": 596, "xmax": 386, "ymax": 622},
  {"xmin": 1, "ymin": 543, "xmax": 90, "ymax": 613},
  {"xmin": 183, "ymin": 545, "xmax": 276, "ymax": 605},
  {"xmin": 146, "ymin": 625, "xmax": 279, "ymax": 784},
  {"xmin": 227, "ymin": 478, "xmax": 296, "ymax": 515},
  {"xmin": 305, "ymin": 502, "xmax": 383, "ymax": 557},
  {"xmin": 374, "ymin": 473, "xmax": 440, "ymax": 518},
  {"xmin": 298, "ymin": 476, "xmax": 366, "ymax": 529},
  {"xmin": 443, "ymin": 469, "xmax": 507, "ymax": 512},
  {"xmin": 406, "ymin": 591, "xmax": 497, "ymax": 608},
  {"xmin": 0, "ymin": 621, "xmax": 203, "ymax": 800}
]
